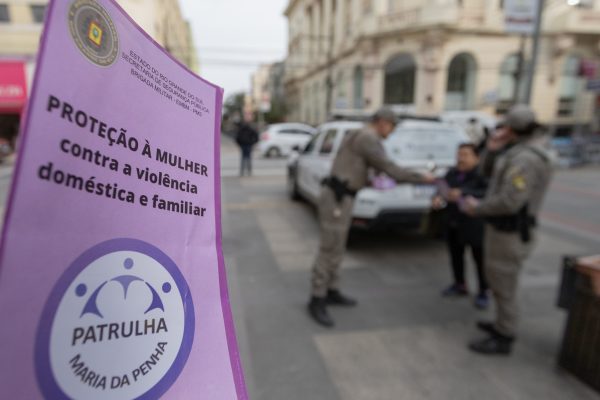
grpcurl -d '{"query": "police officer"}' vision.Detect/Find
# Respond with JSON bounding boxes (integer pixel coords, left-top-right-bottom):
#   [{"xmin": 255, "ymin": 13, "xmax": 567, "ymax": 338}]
[
  {"xmin": 463, "ymin": 105, "xmax": 553, "ymax": 355},
  {"xmin": 308, "ymin": 108, "xmax": 435, "ymax": 327}
]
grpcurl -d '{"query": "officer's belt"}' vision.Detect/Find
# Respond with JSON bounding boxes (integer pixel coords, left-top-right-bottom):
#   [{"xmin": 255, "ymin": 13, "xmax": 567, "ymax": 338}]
[
  {"xmin": 486, "ymin": 215, "xmax": 537, "ymax": 231},
  {"xmin": 322, "ymin": 176, "xmax": 357, "ymax": 203},
  {"xmin": 485, "ymin": 204, "xmax": 537, "ymax": 243}
]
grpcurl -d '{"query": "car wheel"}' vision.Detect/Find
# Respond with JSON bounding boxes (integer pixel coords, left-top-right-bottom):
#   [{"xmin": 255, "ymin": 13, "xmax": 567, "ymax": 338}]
[
  {"xmin": 267, "ymin": 147, "xmax": 281, "ymax": 158},
  {"xmin": 287, "ymin": 168, "xmax": 302, "ymax": 201}
]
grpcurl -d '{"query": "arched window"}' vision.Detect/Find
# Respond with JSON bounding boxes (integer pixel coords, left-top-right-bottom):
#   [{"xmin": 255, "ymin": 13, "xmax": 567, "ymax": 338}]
[
  {"xmin": 353, "ymin": 66, "xmax": 364, "ymax": 109},
  {"xmin": 558, "ymin": 55, "xmax": 583, "ymax": 117},
  {"xmin": 445, "ymin": 53, "xmax": 477, "ymax": 110},
  {"xmin": 384, "ymin": 53, "xmax": 416, "ymax": 105}
]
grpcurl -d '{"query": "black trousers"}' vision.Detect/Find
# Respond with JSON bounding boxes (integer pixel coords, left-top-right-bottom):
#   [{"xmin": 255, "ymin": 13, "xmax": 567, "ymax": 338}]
[
  {"xmin": 240, "ymin": 144, "xmax": 253, "ymax": 176},
  {"xmin": 447, "ymin": 228, "xmax": 488, "ymax": 294}
]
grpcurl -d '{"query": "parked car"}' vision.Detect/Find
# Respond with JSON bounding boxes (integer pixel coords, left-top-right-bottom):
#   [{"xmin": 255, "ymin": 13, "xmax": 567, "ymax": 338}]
[
  {"xmin": 287, "ymin": 119, "xmax": 469, "ymax": 230},
  {"xmin": 440, "ymin": 111, "xmax": 498, "ymax": 133},
  {"xmin": 258, "ymin": 123, "xmax": 317, "ymax": 158}
]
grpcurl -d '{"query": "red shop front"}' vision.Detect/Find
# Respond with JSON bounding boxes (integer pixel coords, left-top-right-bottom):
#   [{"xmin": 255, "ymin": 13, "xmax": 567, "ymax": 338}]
[{"xmin": 0, "ymin": 61, "xmax": 28, "ymax": 146}]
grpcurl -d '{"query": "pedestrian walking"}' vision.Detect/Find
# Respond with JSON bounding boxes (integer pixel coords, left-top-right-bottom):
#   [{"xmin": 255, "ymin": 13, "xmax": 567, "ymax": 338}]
[
  {"xmin": 462, "ymin": 105, "xmax": 553, "ymax": 355},
  {"xmin": 433, "ymin": 143, "xmax": 489, "ymax": 309},
  {"xmin": 235, "ymin": 119, "xmax": 259, "ymax": 176},
  {"xmin": 308, "ymin": 108, "xmax": 435, "ymax": 327}
]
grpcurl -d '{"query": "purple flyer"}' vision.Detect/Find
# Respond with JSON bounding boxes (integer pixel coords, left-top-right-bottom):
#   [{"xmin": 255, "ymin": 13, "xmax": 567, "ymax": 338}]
[{"xmin": 0, "ymin": 0, "xmax": 247, "ymax": 398}]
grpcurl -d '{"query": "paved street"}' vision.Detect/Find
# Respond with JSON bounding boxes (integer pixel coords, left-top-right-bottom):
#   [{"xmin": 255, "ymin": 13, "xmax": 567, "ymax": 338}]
[
  {"xmin": 0, "ymin": 139, "xmax": 598, "ymax": 399},
  {"xmin": 220, "ymin": 136, "xmax": 600, "ymax": 400}
]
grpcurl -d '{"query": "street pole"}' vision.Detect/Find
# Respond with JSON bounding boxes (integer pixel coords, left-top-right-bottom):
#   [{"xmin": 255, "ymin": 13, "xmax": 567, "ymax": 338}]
[
  {"xmin": 523, "ymin": 0, "xmax": 545, "ymax": 105},
  {"xmin": 514, "ymin": 34, "xmax": 526, "ymax": 104},
  {"xmin": 325, "ymin": 29, "xmax": 334, "ymax": 120}
]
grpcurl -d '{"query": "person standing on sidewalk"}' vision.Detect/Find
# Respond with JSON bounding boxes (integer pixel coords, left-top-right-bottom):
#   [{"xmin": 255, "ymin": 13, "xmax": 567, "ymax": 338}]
[
  {"xmin": 308, "ymin": 108, "xmax": 435, "ymax": 327},
  {"xmin": 434, "ymin": 143, "xmax": 489, "ymax": 309},
  {"xmin": 463, "ymin": 105, "xmax": 553, "ymax": 355},
  {"xmin": 235, "ymin": 118, "xmax": 259, "ymax": 177}
]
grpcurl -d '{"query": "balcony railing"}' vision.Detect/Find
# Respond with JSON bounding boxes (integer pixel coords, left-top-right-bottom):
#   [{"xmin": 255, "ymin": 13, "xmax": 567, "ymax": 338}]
[{"xmin": 376, "ymin": 2, "xmax": 485, "ymax": 34}]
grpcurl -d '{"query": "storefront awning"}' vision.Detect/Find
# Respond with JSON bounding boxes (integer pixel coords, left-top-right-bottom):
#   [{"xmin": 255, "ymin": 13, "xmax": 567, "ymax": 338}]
[{"xmin": 0, "ymin": 61, "xmax": 27, "ymax": 114}]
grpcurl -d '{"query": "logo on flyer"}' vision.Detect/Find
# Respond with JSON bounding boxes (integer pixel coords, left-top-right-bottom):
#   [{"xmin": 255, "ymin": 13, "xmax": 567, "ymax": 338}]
[
  {"xmin": 35, "ymin": 239, "xmax": 195, "ymax": 400},
  {"xmin": 68, "ymin": 0, "xmax": 119, "ymax": 67}
]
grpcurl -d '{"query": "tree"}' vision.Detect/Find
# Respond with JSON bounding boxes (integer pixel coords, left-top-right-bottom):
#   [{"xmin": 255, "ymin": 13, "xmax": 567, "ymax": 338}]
[
  {"xmin": 222, "ymin": 92, "xmax": 246, "ymax": 135},
  {"xmin": 223, "ymin": 92, "xmax": 246, "ymax": 121},
  {"xmin": 263, "ymin": 99, "xmax": 287, "ymax": 124}
]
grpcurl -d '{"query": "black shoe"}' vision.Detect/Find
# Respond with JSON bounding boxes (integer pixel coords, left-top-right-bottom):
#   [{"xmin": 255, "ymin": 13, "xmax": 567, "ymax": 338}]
[
  {"xmin": 476, "ymin": 321, "xmax": 497, "ymax": 335},
  {"xmin": 326, "ymin": 289, "xmax": 358, "ymax": 307},
  {"xmin": 468, "ymin": 334, "xmax": 514, "ymax": 355},
  {"xmin": 308, "ymin": 297, "xmax": 334, "ymax": 327}
]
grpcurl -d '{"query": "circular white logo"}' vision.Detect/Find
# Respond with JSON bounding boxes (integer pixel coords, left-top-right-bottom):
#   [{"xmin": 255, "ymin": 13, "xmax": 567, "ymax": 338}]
[{"xmin": 36, "ymin": 239, "xmax": 195, "ymax": 400}]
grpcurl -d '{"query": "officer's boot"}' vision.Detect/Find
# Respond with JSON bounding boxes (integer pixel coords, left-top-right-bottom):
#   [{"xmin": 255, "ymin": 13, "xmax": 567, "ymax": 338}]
[
  {"xmin": 468, "ymin": 330, "xmax": 514, "ymax": 356},
  {"xmin": 308, "ymin": 296, "xmax": 334, "ymax": 327},
  {"xmin": 326, "ymin": 289, "xmax": 358, "ymax": 307},
  {"xmin": 476, "ymin": 321, "xmax": 496, "ymax": 335}
]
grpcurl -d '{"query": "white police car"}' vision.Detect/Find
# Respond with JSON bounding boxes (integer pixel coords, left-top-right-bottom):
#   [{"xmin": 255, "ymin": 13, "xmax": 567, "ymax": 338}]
[{"xmin": 287, "ymin": 119, "xmax": 469, "ymax": 230}]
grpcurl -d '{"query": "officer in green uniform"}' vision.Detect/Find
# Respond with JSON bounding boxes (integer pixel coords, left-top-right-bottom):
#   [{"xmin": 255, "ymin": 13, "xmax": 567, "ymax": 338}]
[
  {"xmin": 463, "ymin": 105, "xmax": 553, "ymax": 355},
  {"xmin": 308, "ymin": 108, "xmax": 435, "ymax": 327}
]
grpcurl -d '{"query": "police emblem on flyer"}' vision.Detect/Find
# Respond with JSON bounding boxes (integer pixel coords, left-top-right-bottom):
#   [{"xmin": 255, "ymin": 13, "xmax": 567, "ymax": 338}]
[
  {"xmin": 68, "ymin": 0, "xmax": 119, "ymax": 67},
  {"xmin": 35, "ymin": 239, "xmax": 195, "ymax": 400}
]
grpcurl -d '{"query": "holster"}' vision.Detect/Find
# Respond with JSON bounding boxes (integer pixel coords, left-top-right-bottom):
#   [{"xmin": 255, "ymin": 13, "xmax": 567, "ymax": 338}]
[
  {"xmin": 486, "ymin": 205, "xmax": 537, "ymax": 243},
  {"xmin": 322, "ymin": 176, "xmax": 357, "ymax": 204}
]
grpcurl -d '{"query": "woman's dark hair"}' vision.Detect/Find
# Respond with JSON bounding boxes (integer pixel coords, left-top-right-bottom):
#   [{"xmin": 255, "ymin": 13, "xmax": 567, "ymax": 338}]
[{"xmin": 458, "ymin": 142, "xmax": 479, "ymax": 155}]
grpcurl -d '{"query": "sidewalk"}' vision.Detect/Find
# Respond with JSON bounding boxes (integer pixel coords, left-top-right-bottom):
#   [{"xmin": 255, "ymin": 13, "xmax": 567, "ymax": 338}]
[{"xmin": 222, "ymin": 172, "xmax": 600, "ymax": 400}]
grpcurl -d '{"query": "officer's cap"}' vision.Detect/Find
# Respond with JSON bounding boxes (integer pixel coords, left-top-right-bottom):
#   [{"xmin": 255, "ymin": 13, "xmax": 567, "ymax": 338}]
[
  {"xmin": 504, "ymin": 104, "xmax": 541, "ymax": 135},
  {"xmin": 371, "ymin": 107, "xmax": 398, "ymax": 125}
]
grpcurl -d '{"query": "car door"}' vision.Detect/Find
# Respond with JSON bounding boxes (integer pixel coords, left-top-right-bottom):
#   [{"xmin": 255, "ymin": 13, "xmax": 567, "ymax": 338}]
[
  {"xmin": 297, "ymin": 130, "xmax": 323, "ymax": 201},
  {"xmin": 304, "ymin": 128, "xmax": 339, "ymax": 201},
  {"xmin": 290, "ymin": 128, "xmax": 315, "ymax": 154}
]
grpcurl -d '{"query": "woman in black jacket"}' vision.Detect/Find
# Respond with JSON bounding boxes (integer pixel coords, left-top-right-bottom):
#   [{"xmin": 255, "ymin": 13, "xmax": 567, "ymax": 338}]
[{"xmin": 433, "ymin": 143, "xmax": 489, "ymax": 309}]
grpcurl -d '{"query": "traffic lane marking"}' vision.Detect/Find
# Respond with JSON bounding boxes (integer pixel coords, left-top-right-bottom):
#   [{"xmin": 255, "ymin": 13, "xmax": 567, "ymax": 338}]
[
  {"xmin": 550, "ymin": 182, "xmax": 600, "ymax": 200},
  {"xmin": 540, "ymin": 211, "xmax": 600, "ymax": 238},
  {"xmin": 225, "ymin": 199, "xmax": 297, "ymax": 211}
]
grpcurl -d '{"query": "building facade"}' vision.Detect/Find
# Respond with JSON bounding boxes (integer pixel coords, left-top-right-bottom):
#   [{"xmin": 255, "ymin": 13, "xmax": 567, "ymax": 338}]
[
  {"xmin": 249, "ymin": 62, "xmax": 287, "ymax": 122},
  {"xmin": 284, "ymin": 0, "xmax": 600, "ymax": 132},
  {"xmin": 119, "ymin": 0, "xmax": 199, "ymax": 72},
  {"xmin": 251, "ymin": 64, "xmax": 273, "ymax": 114},
  {"xmin": 0, "ymin": 0, "xmax": 198, "ymax": 144}
]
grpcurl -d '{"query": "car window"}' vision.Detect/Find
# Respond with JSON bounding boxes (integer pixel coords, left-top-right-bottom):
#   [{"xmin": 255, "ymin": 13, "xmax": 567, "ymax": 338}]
[
  {"xmin": 328, "ymin": 129, "xmax": 357, "ymax": 154},
  {"xmin": 385, "ymin": 128, "xmax": 466, "ymax": 161},
  {"xmin": 319, "ymin": 129, "xmax": 338, "ymax": 155},
  {"xmin": 278, "ymin": 128, "xmax": 313, "ymax": 135},
  {"xmin": 278, "ymin": 129, "xmax": 296, "ymax": 135},
  {"xmin": 303, "ymin": 132, "xmax": 320, "ymax": 154},
  {"xmin": 344, "ymin": 129, "xmax": 360, "ymax": 137}
]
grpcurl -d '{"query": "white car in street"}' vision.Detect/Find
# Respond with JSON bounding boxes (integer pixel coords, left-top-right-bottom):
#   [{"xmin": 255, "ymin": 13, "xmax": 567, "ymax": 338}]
[
  {"xmin": 287, "ymin": 119, "xmax": 469, "ymax": 230},
  {"xmin": 258, "ymin": 123, "xmax": 317, "ymax": 158}
]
